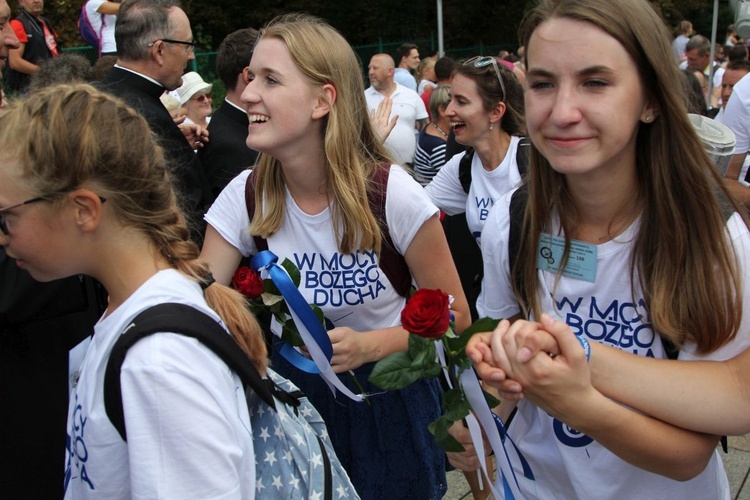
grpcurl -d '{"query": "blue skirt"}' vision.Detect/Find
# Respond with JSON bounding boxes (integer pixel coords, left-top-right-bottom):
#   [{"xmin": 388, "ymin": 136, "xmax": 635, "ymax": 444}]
[{"xmin": 270, "ymin": 343, "xmax": 448, "ymax": 500}]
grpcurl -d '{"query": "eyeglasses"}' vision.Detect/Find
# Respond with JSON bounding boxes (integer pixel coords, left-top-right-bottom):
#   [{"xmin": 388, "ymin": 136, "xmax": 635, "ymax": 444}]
[
  {"xmin": 463, "ymin": 56, "xmax": 506, "ymax": 103},
  {"xmin": 192, "ymin": 93, "xmax": 212, "ymax": 102},
  {"xmin": 148, "ymin": 38, "xmax": 198, "ymax": 53},
  {"xmin": 0, "ymin": 195, "xmax": 46, "ymax": 235},
  {"xmin": 0, "ymin": 190, "xmax": 107, "ymax": 235}
]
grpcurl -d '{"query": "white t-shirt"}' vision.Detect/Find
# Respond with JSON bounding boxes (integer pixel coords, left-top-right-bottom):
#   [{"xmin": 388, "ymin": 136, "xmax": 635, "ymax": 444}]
[
  {"xmin": 424, "ymin": 136, "xmax": 523, "ymax": 247},
  {"xmin": 365, "ymin": 84, "xmax": 428, "ymax": 165},
  {"xmin": 721, "ymin": 72, "xmax": 750, "ymax": 155},
  {"xmin": 64, "ymin": 269, "xmax": 255, "ymax": 500},
  {"xmin": 477, "ymin": 188, "xmax": 750, "ymax": 499},
  {"xmin": 680, "ymin": 60, "xmax": 725, "ymax": 91},
  {"xmin": 84, "ymin": 0, "xmax": 117, "ymax": 54},
  {"xmin": 205, "ymin": 166, "xmax": 437, "ymax": 332}
]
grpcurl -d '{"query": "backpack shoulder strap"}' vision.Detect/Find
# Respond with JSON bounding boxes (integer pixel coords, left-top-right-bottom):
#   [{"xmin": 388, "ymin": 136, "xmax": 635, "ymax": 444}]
[
  {"xmin": 368, "ymin": 163, "xmax": 412, "ymax": 297},
  {"xmin": 244, "ymin": 169, "xmax": 268, "ymax": 252},
  {"xmin": 508, "ymin": 184, "xmax": 529, "ymax": 318},
  {"xmin": 103, "ymin": 303, "xmax": 275, "ymax": 441},
  {"xmin": 515, "ymin": 137, "xmax": 531, "ymax": 178},
  {"xmin": 458, "ymin": 148, "xmax": 475, "ymax": 194}
]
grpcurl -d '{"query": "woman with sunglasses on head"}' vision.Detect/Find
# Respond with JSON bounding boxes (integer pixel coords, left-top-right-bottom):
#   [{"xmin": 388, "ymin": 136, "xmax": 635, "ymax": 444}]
[
  {"xmin": 200, "ymin": 13, "xmax": 470, "ymax": 499},
  {"xmin": 423, "ymin": 55, "xmax": 525, "ymax": 248},
  {"xmin": 461, "ymin": 0, "xmax": 750, "ymax": 497}
]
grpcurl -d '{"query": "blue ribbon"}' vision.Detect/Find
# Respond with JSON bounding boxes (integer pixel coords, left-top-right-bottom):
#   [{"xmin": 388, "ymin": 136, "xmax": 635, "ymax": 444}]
[
  {"xmin": 492, "ymin": 411, "xmax": 535, "ymax": 481},
  {"xmin": 250, "ymin": 250, "xmax": 333, "ymax": 374}
]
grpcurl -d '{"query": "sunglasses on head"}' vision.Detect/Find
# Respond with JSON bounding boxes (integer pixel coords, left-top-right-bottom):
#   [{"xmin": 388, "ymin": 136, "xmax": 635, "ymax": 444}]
[{"xmin": 463, "ymin": 56, "xmax": 507, "ymax": 102}]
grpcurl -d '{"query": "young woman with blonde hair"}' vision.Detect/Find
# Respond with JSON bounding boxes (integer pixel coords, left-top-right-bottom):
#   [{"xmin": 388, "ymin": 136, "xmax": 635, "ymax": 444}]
[
  {"xmin": 200, "ymin": 13, "xmax": 469, "ymax": 499},
  {"xmin": 462, "ymin": 0, "xmax": 750, "ymax": 497},
  {"xmin": 0, "ymin": 84, "xmax": 268, "ymax": 498}
]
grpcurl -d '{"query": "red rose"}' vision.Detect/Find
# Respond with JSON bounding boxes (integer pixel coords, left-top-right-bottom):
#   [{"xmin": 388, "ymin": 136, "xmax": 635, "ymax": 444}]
[
  {"xmin": 401, "ymin": 289, "xmax": 451, "ymax": 339},
  {"xmin": 231, "ymin": 266, "xmax": 264, "ymax": 300}
]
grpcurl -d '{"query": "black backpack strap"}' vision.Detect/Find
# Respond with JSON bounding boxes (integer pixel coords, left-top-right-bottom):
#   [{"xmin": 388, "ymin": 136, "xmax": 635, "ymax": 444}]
[
  {"xmin": 104, "ymin": 303, "xmax": 275, "ymax": 441},
  {"xmin": 368, "ymin": 163, "xmax": 412, "ymax": 297},
  {"xmin": 244, "ymin": 169, "xmax": 268, "ymax": 252},
  {"xmin": 458, "ymin": 148, "xmax": 475, "ymax": 194},
  {"xmin": 515, "ymin": 137, "xmax": 531, "ymax": 178},
  {"xmin": 508, "ymin": 184, "xmax": 529, "ymax": 318}
]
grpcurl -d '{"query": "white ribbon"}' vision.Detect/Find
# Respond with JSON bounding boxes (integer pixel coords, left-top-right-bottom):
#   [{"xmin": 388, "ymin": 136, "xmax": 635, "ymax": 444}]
[{"xmin": 258, "ymin": 267, "xmax": 365, "ymax": 402}]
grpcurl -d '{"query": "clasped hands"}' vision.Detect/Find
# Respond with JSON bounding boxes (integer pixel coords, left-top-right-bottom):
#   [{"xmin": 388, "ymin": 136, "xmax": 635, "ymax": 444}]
[{"xmin": 447, "ymin": 314, "xmax": 601, "ymax": 471}]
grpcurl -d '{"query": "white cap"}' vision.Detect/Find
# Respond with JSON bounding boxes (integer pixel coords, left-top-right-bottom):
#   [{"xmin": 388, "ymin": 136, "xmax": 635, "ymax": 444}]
[{"xmin": 176, "ymin": 71, "xmax": 212, "ymax": 105}]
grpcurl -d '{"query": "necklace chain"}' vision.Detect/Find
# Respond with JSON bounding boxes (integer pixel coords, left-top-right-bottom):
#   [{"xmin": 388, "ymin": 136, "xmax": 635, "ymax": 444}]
[{"xmin": 431, "ymin": 122, "xmax": 448, "ymax": 137}]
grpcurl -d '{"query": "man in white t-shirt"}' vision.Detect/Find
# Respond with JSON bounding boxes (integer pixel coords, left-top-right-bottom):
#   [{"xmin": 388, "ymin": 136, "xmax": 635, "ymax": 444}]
[
  {"xmin": 365, "ymin": 53, "xmax": 428, "ymax": 165},
  {"xmin": 720, "ymin": 72, "xmax": 750, "ymax": 205},
  {"xmin": 84, "ymin": 0, "xmax": 120, "ymax": 56}
]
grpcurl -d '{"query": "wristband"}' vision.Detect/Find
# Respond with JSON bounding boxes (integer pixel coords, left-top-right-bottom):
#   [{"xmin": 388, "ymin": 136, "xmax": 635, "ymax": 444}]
[{"xmin": 575, "ymin": 335, "xmax": 591, "ymax": 362}]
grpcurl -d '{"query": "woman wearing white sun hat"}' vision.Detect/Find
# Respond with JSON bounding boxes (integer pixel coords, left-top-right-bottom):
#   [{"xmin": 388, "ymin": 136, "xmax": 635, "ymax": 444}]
[{"xmin": 177, "ymin": 71, "xmax": 213, "ymax": 128}]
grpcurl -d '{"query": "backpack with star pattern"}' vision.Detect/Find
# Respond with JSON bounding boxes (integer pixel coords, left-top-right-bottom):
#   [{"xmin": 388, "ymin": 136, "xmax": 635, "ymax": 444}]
[{"xmin": 103, "ymin": 303, "xmax": 358, "ymax": 499}]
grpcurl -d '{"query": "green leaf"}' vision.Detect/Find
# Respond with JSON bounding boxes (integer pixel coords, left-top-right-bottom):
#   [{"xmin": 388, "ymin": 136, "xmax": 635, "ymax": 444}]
[
  {"xmin": 368, "ymin": 352, "xmax": 425, "ymax": 390},
  {"xmin": 408, "ymin": 333, "xmax": 433, "ymax": 352},
  {"xmin": 411, "ymin": 338, "xmax": 438, "ymax": 372},
  {"xmin": 440, "ymin": 387, "xmax": 472, "ymax": 421},
  {"xmin": 280, "ymin": 258, "xmax": 301, "ymax": 287},
  {"xmin": 280, "ymin": 320, "xmax": 304, "ymax": 346},
  {"xmin": 462, "ymin": 317, "xmax": 501, "ymax": 337},
  {"xmin": 483, "ymin": 389, "xmax": 501, "ymax": 409},
  {"xmin": 428, "ymin": 414, "xmax": 466, "ymax": 452}
]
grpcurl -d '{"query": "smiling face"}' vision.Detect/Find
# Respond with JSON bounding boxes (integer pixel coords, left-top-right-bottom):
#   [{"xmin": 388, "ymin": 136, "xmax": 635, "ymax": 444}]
[
  {"xmin": 185, "ymin": 91, "xmax": 212, "ymax": 121},
  {"xmin": 721, "ymin": 68, "xmax": 749, "ymax": 108},
  {"xmin": 444, "ymin": 73, "xmax": 493, "ymax": 147},
  {"xmin": 241, "ymin": 37, "xmax": 327, "ymax": 160},
  {"xmin": 525, "ymin": 17, "xmax": 653, "ymax": 179}
]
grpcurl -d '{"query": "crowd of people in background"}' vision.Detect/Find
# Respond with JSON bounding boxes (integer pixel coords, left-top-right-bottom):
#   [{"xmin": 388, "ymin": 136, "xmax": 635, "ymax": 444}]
[{"xmin": 3, "ymin": 0, "xmax": 750, "ymax": 499}]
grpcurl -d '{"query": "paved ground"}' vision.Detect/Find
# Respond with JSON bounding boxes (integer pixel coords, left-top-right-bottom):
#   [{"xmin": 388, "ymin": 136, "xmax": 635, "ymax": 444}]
[{"xmin": 443, "ymin": 434, "xmax": 750, "ymax": 499}]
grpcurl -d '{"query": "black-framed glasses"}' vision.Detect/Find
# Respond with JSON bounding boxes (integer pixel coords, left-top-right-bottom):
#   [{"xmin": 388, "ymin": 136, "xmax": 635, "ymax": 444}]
[
  {"xmin": 0, "ymin": 191, "xmax": 107, "ymax": 235},
  {"xmin": 148, "ymin": 38, "xmax": 197, "ymax": 52},
  {"xmin": 464, "ymin": 56, "xmax": 507, "ymax": 103},
  {"xmin": 0, "ymin": 196, "xmax": 45, "ymax": 234}
]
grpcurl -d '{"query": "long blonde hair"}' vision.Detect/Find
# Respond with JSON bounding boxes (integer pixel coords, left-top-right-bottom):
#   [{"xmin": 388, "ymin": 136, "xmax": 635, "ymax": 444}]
[
  {"xmin": 515, "ymin": 0, "xmax": 745, "ymax": 353},
  {"xmin": 0, "ymin": 84, "xmax": 267, "ymax": 370},
  {"xmin": 249, "ymin": 13, "xmax": 392, "ymax": 255}
]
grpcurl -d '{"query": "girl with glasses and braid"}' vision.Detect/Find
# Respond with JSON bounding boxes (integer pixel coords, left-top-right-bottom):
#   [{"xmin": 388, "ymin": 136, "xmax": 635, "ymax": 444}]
[{"xmin": 0, "ymin": 84, "xmax": 270, "ymax": 499}]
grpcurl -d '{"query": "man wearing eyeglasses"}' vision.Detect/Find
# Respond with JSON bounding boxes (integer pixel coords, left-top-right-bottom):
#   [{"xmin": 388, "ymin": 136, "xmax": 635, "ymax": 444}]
[{"xmin": 98, "ymin": 0, "xmax": 211, "ymax": 242}]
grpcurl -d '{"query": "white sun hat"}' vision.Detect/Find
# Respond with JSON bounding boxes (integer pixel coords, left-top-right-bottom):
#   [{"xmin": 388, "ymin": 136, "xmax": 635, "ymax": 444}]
[{"xmin": 177, "ymin": 71, "xmax": 213, "ymax": 105}]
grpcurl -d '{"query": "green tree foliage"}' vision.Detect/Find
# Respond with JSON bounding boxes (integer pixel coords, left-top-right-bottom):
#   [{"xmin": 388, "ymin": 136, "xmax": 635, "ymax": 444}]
[{"xmin": 35, "ymin": 0, "xmax": 737, "ymax": 55}]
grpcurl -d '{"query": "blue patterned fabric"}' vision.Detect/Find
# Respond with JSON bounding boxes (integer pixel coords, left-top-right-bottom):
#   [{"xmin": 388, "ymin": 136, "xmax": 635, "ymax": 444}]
[
  {"xmin": 271, "ymin": 342, "xmax": 448, "ymax": 500},
  {"xmin": 248, "ymin": 369, "xmax": 359, "ymax": 498}
]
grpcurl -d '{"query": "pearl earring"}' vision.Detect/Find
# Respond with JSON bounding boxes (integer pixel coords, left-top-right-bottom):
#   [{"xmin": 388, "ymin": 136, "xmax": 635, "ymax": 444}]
[
  {"xmin": 645, "ymin": 116, "xmax": 652, "ymax": 122},
  {"xmin": 489, "ymin": 122, "xmax": 494, "ymax": 130}
]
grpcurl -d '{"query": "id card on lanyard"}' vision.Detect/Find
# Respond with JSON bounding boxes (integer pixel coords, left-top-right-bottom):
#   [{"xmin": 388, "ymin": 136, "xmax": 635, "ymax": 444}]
[{"xmin": 536, "ymin": 233, "xmax": 597, "ymax": 283}]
